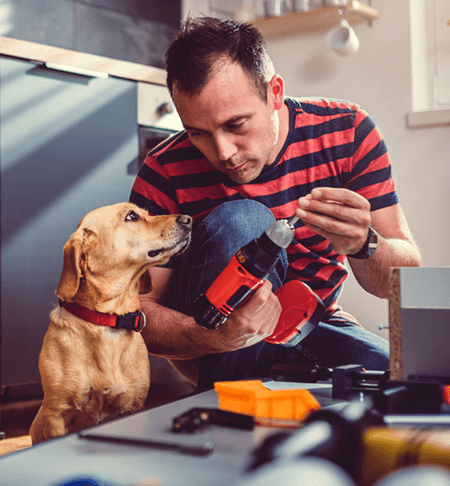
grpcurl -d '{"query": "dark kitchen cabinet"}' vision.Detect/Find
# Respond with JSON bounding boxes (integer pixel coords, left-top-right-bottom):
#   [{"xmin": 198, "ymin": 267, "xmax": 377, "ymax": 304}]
[{"xmin": 0, "ymin": 56, "xmax": 139, "ymax": 395}]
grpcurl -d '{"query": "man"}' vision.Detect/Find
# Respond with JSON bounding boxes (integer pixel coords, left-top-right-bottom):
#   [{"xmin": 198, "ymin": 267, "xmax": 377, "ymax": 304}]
[{"xmin": 130, "ymin": 17, "xmax": 421, "ymax": 391}]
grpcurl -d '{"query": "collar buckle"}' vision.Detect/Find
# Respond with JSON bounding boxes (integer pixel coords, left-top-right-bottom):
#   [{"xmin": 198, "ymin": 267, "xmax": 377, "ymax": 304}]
[{"xmin": 136, "ymin": 310, "xmax": 146, "ymax": 333}]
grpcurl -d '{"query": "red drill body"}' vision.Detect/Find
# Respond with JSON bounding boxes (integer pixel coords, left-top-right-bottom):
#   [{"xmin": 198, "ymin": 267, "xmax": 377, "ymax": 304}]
[{"xmin": 192, "ymin": 217, "xmax": 325, "ymax": 346}]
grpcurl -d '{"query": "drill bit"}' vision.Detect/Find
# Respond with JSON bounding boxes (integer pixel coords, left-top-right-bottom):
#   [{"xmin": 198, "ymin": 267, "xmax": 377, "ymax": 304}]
[{"xmin": 287, "ymin": 214, "xmax": 299, "ymax": 227}]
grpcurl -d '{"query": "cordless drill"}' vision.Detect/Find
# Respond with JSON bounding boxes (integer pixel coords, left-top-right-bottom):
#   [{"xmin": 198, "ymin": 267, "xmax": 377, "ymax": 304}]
[{"xmin": 192, "ymin": 215, "xmax": 325, "ymax": 347}]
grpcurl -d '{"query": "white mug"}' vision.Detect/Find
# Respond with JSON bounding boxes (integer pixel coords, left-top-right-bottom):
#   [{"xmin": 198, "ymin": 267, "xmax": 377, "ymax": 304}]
[
  {"xmin": 265, "ymin": 0, "xmax": 282, "ymax": 16},
  {"xmin": 326, "ymin": 18, "xmax": 360, "ymax": 56},
  {"xmin": 323, "ymin": 0, "xmax": 347, "ymax": 5},
  {"xmin": 293, "ymin": 0, "xmax": 323, "ymax": 11}
]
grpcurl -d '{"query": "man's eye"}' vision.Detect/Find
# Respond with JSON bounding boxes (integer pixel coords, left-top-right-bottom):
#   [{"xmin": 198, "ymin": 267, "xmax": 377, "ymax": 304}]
[
  {"xmin": 227, "ymin": 122, "xmax": 245, "ymax": 132},
  {"xmin": 125, "ymin": 211, "xmax": 140, "ymax": 222},
  {"xmin": 189, "ymin": 131, "xmax": 204, "ymax": 138}
]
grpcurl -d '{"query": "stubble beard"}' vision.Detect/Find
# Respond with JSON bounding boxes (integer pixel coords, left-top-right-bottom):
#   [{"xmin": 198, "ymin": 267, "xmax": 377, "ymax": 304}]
[{"xmin": 227, "ymin": 112, "xmax": 280, "ymax": 184}]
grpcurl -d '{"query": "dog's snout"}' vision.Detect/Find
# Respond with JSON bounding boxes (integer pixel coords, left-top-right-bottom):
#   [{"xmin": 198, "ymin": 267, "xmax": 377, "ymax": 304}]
[{"xmin": 177, "ymin": 215, "xmax": 192, "ymax": 229}]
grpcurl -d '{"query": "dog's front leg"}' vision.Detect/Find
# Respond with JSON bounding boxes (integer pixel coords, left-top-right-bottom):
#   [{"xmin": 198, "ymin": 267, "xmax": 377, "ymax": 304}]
[
  {"xmin": 30, "ymin": 404, "xmax": 68, "ymax": 444},
  {"xmin": 35, "ymin": 402, "xmax": 71, "ymax": 443},
  {"xmin": 41, "ymin": 411, "xmax": 69, "ymax": 442},
  {"xmin": 29, "ymin": 406, "xmax": 45, "ymax": 444}
]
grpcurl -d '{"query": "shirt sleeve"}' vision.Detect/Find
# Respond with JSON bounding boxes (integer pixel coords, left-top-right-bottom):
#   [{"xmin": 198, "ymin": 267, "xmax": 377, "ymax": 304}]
[
  {"xmin": 130, "ymin": 153, "xmax": 180, "ymax": 216},
  {"xmin": 345, "ymin": 107, "xmax": 399, "ymax": 211}
]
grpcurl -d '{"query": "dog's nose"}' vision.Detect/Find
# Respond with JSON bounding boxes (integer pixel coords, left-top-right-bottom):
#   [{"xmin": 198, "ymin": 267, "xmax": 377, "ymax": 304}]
[{"xmin": 177, "ymin": 215, "xmax": 193, "ymax": 230}]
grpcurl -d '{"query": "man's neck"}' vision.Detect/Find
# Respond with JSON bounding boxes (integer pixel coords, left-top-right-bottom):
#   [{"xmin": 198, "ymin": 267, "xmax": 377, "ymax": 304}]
[{"xmin": 269, "ymin": 101, "xmax": 290, "ymax": 165}]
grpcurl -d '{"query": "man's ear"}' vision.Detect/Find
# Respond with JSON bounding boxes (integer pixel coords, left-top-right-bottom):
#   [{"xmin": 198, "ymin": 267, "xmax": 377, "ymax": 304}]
[{"xmin": 268, "ymin": 74, "xmax": 285, "ymax": 111}]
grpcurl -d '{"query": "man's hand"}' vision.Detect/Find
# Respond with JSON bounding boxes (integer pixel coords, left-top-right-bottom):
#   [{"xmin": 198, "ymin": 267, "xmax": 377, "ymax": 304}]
[
  {"xmin": 212, "ymin": 280, "xmax": 282, "ymax": 352},
  {"xmin": 140, "ymin": 267, "xmax": 282, "ymax": 360},
  {"xmin": 296, "ymin": 187, "xmax": 371, "ymax": 255},
  {"xmin": 295, "ymin": 187, "xmax": 421, "ymax": 299}
]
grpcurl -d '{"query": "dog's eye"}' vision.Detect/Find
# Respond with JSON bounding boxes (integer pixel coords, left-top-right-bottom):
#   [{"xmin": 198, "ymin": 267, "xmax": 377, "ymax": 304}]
[
  {"xmin": 148, "ymin": 249, "xmax": 162, "ymax": 258},
  {"xmin": 125, "ymin": 211, "xmax": 140, "ymax": 222}
]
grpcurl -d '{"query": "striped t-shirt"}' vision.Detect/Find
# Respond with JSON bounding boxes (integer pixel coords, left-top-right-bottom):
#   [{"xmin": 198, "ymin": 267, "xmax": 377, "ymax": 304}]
[{"xmin": 130, "ymin": 97, "xmax": 399, "ymax": 319}]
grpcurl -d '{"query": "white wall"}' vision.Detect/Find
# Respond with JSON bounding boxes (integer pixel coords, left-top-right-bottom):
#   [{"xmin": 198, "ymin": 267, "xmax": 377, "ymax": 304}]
[
  {"xmin": 182, "ymin": 0, "xmax": 450, "ymax": 336},
  {"xmin": 182, "ymin": 0, "xmax": 210, "ymax": 19},
  {"xmin": 264, "ymin": 0, "xmax": 450, "ymax": 336}
]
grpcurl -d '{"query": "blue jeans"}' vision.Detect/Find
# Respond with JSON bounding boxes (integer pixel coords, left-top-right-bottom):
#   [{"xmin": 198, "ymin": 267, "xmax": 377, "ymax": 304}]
[{"xmin": 168, "ymin": 200, "xmax": 389, "ymax": 391}]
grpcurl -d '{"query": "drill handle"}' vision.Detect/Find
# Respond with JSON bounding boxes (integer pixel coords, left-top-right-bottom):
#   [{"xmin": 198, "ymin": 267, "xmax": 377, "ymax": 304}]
[{"xmin": 204, "ymin": 254, "xmax": 265, "ymax": 317}]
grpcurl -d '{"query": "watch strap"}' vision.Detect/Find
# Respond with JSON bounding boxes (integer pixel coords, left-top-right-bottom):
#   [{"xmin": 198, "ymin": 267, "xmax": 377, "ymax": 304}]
[{"xmin": 347, "ymin": 226, "xmax": 377, "ymax": 260}]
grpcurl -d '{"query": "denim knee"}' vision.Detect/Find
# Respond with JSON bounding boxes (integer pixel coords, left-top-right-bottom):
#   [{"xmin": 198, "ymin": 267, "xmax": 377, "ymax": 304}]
[
  {"xmin": 191, "ymin": 200, "xmax": 288, "ymax": 289},
  {"xmin": 196, "ymin": 200, "xmax": 277, "ymax": 257}
]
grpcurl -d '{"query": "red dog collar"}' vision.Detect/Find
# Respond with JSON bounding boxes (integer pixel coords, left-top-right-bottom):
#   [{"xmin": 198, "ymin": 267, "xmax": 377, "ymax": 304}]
[{"xmin": 59, "ymin": 300, "xmax": 146, "ymax": 333}]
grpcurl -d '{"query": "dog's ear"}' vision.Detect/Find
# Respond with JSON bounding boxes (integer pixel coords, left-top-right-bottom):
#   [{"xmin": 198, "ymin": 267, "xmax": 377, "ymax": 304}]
[
  {"xmin": 139, "ymin": 269, "xmax": 153, "ymax": 294},
  {"xmin": 56, "ymin": 228, "xmax": 97, "ymax": 301}
]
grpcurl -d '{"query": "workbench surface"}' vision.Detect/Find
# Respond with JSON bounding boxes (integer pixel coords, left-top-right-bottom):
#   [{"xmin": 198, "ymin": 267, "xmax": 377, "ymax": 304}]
[{"xmin": 0, "ymin": 382, "xmax": 336, "ymax": 486}]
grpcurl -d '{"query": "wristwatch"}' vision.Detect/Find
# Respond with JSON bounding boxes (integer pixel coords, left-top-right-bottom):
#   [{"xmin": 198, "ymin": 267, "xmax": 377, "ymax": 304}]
[{"xmin": 348, "ymin": 226, "xmax": 378, "ymax": 260}]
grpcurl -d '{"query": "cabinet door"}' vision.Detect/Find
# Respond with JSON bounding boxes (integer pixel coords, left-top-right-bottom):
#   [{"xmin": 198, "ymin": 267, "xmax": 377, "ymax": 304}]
[{"xmin": 1, "ymin": 57, "xmax": 139, "ymax": 389}]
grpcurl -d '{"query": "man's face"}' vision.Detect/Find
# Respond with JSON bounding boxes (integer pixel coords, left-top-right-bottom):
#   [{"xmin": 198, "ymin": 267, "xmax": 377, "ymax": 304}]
[{"xmin": 172, "ymin": 61, "xmax": 284, "ymax": 184}]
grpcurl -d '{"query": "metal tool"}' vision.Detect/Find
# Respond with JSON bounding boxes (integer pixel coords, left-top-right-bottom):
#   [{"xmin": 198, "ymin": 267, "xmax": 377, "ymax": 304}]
[{"xmin": 79, "ymin": 430, "xmax": 214, "ymax": 456}]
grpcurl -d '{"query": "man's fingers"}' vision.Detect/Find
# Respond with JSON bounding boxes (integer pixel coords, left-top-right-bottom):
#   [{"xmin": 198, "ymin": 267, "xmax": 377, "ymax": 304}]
[
  {"xmin": 295, "ymin": 188, "xmax": 372, "ymax": 255},
  {"xmin": 245, "ymin": 281, "xmax": 281, "ymax": 334},
  {"xmin": 298, "ymin": 198, "xmax": 354, "ymax": 225},
  {"xmin": 297, "ymin": 188, "xmax": 371, "ymax": 234},
  {"xmin": 239, "ymin": 280, "xmax": 272, "ymax": 313},
  {"xmin": 227, "ymin": 281, "xmax": 281, "ymax": 340},
  {"xmin": 255, "ymin": 290, "xmax": 281, "ymax": 337},
  {"xmin": 299, "ymin": 206, "xmax": 368, "ymax": 237},
  {"xmin": 310, "ymin": 187, "xmax": 371, "ymax": 210}
]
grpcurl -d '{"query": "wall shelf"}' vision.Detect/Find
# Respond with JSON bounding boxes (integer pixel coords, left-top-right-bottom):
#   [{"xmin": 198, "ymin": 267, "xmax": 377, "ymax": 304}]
[{"xmin": 252, "ymin": 1, "xmax": 380, "ymax": 38}]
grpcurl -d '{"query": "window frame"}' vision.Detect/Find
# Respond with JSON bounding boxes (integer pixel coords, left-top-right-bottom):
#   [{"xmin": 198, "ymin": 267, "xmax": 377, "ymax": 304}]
[{"xmin": 408, "ymin": 0, "xmax": 450, "ymax": 128}]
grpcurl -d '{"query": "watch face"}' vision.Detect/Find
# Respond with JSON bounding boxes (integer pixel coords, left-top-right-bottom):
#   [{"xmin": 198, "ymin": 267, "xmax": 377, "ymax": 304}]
[{"xmin": 367, "ymin": 228, "xmax": 378, "ymax": 256}]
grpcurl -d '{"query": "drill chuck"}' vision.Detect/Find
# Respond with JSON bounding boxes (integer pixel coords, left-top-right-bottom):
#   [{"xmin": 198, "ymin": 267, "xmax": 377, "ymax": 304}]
[{"xmin": 263, "ymin": 218, "xmax": 296, "ymax": 251}]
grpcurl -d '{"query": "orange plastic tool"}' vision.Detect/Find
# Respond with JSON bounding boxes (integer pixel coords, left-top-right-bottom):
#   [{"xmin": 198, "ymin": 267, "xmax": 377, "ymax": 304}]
[{"xmin": 214, "ymin": 380, "xmax": 321, "ymax": 421}]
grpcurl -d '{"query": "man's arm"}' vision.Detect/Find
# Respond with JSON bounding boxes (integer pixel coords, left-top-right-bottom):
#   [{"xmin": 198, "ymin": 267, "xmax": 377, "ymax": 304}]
[
  {"xmin": 296, "ymin": 188, "xmax": 421, "ymax": 299},
  {"xmin": 347, "ymin": 203, "xmax": 421, "ymax": 298},
  {"xmin": 140, "ymin": 266, "xmax": 282, "ymax": 360}
]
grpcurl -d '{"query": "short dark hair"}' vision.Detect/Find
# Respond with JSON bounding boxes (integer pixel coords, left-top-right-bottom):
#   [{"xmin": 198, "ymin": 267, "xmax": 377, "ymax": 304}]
[{"xmin": 165, "ymin": 16, "xmax": 275, "ymax": 101}]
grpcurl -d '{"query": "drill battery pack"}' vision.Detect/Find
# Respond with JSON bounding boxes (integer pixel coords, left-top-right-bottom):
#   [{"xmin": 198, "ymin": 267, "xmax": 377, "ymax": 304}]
[{"xmin": 266, "ymin": 280, "xmax": 325, "ymax": 347}]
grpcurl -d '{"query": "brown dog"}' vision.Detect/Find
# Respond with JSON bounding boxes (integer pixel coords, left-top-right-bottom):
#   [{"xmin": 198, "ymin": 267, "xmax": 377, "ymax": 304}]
[{"xmin": 30, "ymin": 203, "xmax": 192, "ymax": 443}]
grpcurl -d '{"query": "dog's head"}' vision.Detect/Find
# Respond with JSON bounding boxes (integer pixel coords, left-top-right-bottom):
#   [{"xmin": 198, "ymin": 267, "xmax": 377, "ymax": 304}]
[{"xmin": 56, "ymin": 203, "xmax": 192, "ymax": 302}]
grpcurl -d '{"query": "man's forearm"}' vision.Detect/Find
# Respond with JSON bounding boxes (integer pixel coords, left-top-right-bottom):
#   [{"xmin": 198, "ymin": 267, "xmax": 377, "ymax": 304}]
[
  {"xmin": 349, "ymin": 233, "xmax": 421, "ymax": 299},
  {"xmin": 139, "ymin": 278, "xmax": 281, "ymax": 360},
  {"xmin": 140, "ymin": 298, "xmax": 217, "ymax": 359}
]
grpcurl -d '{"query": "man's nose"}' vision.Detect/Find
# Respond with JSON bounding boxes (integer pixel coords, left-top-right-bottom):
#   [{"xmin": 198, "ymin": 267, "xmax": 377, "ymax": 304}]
[{"xmin": 213, "ymin": 134, "xmax": 237, "ymax": 162}]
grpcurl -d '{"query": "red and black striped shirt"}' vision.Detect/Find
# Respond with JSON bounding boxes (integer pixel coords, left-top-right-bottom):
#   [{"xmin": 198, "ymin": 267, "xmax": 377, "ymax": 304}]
[{"xmin": 130, "ymin": 98, "xmax": 398, "ymax": 318}]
